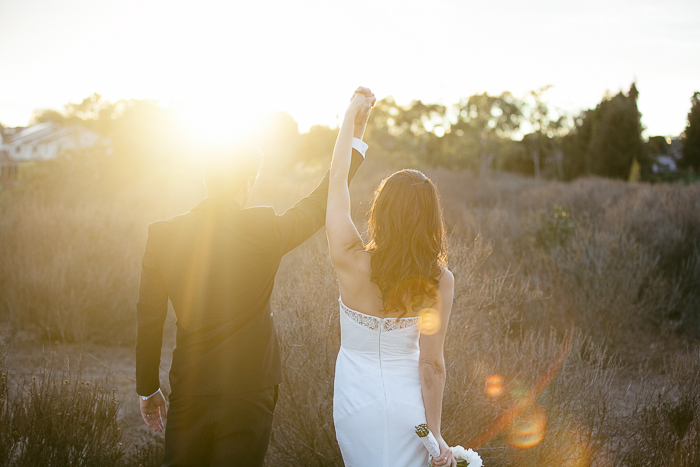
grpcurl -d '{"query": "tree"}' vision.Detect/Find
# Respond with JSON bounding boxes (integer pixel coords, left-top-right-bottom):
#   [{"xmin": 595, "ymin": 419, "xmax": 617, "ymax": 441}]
[
  {"xmin": 364, "ymin": 96, "xmax": 445, "ymax": 166},
  {"xmin": 647, "ymin": 136, "xmax": 669, "ymax": 156},
  {"xmin": 562, "ymin": 83, "xmax": 644, "ymax": 180},
  {"xmin": 448, "ymin": 92, "xmax": 522, "ymax": 174},
  {"xmin": 29, "ymin": 93, "xmax": 190, "ymax": 184},
  {"xmin": 522, "ymin": 86, "xmax": 568, "ymax": 179},
  {"xmin": 392, "ymin": 100, "xmax": 448, "ymax": 166},
  {"xmin": 680, "ymin": 92, "xmax": 700, "ymax": 171},
  {"xmin": 364, "ymin": 96, "xmax": 403, "ymax": 155},
  {"xmin": 30, "ymin": 108, "xmax": 66, "ymax": 125},
  {"xmin": 31, "ymin": 93, "xmax": 116, "ymax": 133},
  {"xmin": 295, "ymin": 125, "xmax": 338, "ymax": 165},
  {"xmin": 592, "ymin": 83, "xmax": 644, "ymax": 178}
]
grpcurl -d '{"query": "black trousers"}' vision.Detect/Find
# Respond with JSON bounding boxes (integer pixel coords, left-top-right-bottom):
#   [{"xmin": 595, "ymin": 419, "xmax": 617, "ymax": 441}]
[{"xmin": 162, "ymin": 386, "xmax": 278, "ymax": 467}]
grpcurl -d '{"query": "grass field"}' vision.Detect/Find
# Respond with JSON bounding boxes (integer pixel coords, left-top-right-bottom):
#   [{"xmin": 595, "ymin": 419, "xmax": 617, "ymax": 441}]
[{"xmin": 1, "ymin": 157, "xmax": 699, "ymax": 466}]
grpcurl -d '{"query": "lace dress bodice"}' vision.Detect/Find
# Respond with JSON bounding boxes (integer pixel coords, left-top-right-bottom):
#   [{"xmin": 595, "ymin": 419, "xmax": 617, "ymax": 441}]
[{"xmin": 339, "ymin": 299, "xmax": 422, "ymax": 332}]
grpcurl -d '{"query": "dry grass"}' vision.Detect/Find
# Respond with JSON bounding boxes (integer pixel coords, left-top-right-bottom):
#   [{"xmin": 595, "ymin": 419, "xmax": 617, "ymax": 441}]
[
  {"xmin": 1, "ymin": 159, "xmax": 699, "ymax": 465},
  {"xmin": 617, "ymin": 345, "xmax": 700, "ymax": 466},
  {"xmin": 267, "ymin": 236, "xmax": 619, "ymax": 466},
  {"xmin": 0, "ymin": 352, "xmax": 124, "ymax": 467},
  {"xmin": 0, "ymin": 349, "xmax": 164, "ymax": 467}
]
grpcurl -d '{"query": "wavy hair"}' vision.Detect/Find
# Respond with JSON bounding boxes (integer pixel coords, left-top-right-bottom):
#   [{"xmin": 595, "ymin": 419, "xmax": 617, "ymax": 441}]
[{"xmin": 365, "ymin": 169, "xmax": 447, "ymax": 316}]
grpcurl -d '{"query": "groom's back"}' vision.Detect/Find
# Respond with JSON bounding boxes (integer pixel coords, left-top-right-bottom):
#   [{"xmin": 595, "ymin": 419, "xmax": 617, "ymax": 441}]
[
  {"xmin": 147, "ymin": 200, "xmax": 284, "ymax": 395},
  {"xmin": 135, "ymin": 148, "xmax": 365, "ymax": 398}
]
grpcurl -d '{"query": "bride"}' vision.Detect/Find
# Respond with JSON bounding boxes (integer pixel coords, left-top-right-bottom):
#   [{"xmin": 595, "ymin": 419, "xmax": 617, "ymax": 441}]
[{"xmin": 326, "ymin": 88, "xmax": 456, "ymax": 467}]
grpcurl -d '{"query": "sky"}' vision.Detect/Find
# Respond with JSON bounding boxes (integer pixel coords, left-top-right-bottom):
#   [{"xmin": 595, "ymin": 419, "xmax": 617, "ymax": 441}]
[{"xmin": 0, "ymin": 0, "xmax": 698, "ymax": 140}]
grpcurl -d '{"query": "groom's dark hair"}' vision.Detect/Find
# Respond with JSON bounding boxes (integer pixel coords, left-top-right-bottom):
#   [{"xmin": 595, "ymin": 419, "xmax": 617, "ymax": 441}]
[{"xmin": 204, "ymin": 142, "xmax": 263, "ymax": 196}]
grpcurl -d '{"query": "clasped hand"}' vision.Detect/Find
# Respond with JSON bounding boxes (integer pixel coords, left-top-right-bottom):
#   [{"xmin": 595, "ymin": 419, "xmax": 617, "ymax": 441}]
[
  {"xmin": 432, "ymin": 435, "xmax": 457, "ymax": 467},
  {"xmin": 348, "ymin": 86, "xmax": 377, "ymax": 139}
]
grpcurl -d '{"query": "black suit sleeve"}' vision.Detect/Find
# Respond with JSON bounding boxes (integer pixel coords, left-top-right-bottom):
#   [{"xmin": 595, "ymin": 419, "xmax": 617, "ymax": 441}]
[
  {"xmin": 274, "ymin": 148, "xmax": 364, "ymax": 256},
  {"xmin": 135, "ymin": 224, "xmax": 169, "ymax": 396}
]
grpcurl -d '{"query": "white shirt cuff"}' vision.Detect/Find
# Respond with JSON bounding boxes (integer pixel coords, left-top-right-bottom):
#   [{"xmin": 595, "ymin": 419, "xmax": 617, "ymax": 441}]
[
  {"xmin": 141, "ymin": 388, "xmax": 161, "ymax": 400},
  {"xmin": 352, "ymin": 138, "xmax": 368, "ymax": 159}
]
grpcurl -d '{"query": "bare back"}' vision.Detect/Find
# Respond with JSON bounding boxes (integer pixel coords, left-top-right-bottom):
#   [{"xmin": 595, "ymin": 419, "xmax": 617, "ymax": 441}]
[{"xmin": 335, "ymin": 249, "xmax": 452, "ymax": 320}]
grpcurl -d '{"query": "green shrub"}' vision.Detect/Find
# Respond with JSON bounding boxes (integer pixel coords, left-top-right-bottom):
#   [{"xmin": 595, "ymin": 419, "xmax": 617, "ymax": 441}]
[{"xmin": 535, "ymin": 204, "xmax": 575, "ymax": 249}]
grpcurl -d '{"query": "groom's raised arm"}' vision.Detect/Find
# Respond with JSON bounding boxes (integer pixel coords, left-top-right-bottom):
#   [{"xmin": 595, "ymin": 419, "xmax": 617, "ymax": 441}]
[{"xmin": 274, "ymin": 141, "xmax": 367, "ymax": 256}]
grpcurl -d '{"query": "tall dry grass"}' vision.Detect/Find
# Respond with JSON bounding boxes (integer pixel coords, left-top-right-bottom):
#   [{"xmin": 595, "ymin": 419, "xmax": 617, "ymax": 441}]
[
  {"xmin": 617, "ymin": 345, "xmax": 700, "ymax": 466},
  {"xmin": 0, "ymin": 349, "xmax": 165, "ymax": 467},
  {"xmin": 0, "ymin": 350, "xmax": 123, "ymax": 467},
  {"xmin": 267, "ymin": 236, "xmax": 619, "ymax": 466},
  {"xmin": 1, "ymin": 158, "xmax": 700, "ymax": 465}
]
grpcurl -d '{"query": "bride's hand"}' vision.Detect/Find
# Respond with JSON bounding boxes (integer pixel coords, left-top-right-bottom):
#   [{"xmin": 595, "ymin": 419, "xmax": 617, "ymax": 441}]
[
  {"xmin": 431, "ymin": 437, "xmax": 456, "ymax": 467},
  {"xmin": 346, "ymin": 86, "xmax": 374, "ymax": 119}
]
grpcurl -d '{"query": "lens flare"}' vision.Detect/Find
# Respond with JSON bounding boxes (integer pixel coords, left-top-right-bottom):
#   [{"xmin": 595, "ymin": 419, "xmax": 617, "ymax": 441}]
[
  {"xmin": 484, "ymin": 374, "xmax": 504, "ymax": 398},
  {"xmin": 419, "ymin": 308, "xmax": 441, "ymax": 335},
  {"xmin": 462, "ymin": 314, "xmax": 575, "ymax": 451},
  {"xmin": 505, "ymin": 403, "xmax": 547, "ymax": 449}
]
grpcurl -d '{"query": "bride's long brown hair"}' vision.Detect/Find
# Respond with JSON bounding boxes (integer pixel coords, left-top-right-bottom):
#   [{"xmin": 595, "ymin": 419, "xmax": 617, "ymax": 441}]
[{"xmin": 365, "ymin": 169, "xmax": 447, "ymax": 316}]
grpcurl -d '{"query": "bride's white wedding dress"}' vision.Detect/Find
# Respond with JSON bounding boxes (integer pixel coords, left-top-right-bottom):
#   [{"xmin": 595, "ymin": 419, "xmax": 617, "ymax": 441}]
[{"xmin": 334, "ymin": 298, "xmax": 430, "ymax": 467}]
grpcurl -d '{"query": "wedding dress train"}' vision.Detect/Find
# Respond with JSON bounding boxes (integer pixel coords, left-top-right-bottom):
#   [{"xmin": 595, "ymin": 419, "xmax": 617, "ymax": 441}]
[{"xmin": 333, "ymin": 298, "xmax": 430, "ymax": 467}]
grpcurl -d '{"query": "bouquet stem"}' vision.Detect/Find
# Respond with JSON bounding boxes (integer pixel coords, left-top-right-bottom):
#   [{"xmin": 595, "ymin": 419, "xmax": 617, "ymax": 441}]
[{"xmin": 415, "ymin": 424, "xmax": 440, "ymax": 458}]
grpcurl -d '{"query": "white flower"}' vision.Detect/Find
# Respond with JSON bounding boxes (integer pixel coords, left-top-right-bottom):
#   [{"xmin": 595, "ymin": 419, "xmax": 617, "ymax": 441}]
[
  {"xmin": 450, "ymin": 445, "xmax": 483, "ymax": 467},
  {"xmin": 451, "ymin": 446, "xmax": 466, "ymax": 460}
]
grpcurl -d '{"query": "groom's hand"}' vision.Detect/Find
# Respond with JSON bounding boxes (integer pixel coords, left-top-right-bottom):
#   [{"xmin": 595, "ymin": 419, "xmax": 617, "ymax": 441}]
[
  {"xmin": 140, "ymin": 391, "xmax": 167, "ymax": 432},
  {"xmin": 352, "ymin": 86, "xmax": 376, "ymax": 139}
]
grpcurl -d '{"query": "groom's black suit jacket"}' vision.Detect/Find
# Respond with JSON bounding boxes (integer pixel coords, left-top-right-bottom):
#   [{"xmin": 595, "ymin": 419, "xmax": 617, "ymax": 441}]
[{"xmin": 135, "ymin": 150, "xmax": 363, "ymax": 397}]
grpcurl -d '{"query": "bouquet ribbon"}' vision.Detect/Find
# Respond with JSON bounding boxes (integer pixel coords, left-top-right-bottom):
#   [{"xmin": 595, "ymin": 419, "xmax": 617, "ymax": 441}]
[{"xmin": 414, "ymin": 424, "xmax": 483, "ymax": 467}]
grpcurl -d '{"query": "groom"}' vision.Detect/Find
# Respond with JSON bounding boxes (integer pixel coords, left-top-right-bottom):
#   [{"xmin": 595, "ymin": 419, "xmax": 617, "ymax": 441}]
[{"xmin": 135, "ymin": 87, "xmax": 374, "ymax": 466}]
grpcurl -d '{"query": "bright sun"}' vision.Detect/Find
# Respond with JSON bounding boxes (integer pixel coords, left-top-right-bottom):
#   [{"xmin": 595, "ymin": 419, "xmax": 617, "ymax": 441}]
[{"xmin": 176, "ymin": 100, "xmax": 266, "ymax": 146}]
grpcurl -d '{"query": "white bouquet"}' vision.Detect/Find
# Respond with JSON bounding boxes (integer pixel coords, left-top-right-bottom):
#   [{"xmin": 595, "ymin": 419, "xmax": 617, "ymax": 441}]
[
  {"xmin": 450, "ymin": 445, "xmax": 483, "ymax": 467},
  {"xmin": 415, "ymin": 424, "xmax": 483, "ymax": 466}
]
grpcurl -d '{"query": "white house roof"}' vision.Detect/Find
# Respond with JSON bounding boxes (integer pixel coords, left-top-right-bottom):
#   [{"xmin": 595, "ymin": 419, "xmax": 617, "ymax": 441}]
[
  {"xmin": 655, "ymin": 155, "xmax": 677, "ymax": 167},
  {"xmin": 1, "ymin": 122, "xmax": 110, "ymax": 162},
  {"xmin": 3, "ymin": 122, "xmax": 80, "ymax": 146}
]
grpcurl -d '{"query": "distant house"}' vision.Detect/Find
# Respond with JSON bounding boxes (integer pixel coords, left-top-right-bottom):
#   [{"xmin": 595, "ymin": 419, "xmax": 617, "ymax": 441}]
[
  {"xmin": 0, "ymin": 122, "xmax": 108, "ymax": 183},
  {"xmin": 652, "ymin": 155, "xmax": 677, "ymax": 173},
  {"xmin": 649, "ymin": 136, "xmax": 683, "ymax": 174}
]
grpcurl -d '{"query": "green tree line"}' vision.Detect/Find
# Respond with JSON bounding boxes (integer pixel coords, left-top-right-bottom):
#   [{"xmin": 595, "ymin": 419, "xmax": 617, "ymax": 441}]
[{"xmin": 23, "ymin": 85, "xmax": 700, "ymax": 183}]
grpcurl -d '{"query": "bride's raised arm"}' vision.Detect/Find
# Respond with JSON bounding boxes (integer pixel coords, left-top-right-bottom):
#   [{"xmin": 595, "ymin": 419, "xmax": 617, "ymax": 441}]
[{"xmin": 327, "ymin": 89, "xmax": 375, "ymax": 271}]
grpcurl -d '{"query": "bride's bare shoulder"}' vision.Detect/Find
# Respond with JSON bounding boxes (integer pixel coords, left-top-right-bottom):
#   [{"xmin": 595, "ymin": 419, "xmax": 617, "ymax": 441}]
[{"xmin": 438, "ymin": 268, "xmax": 454, "ymax": 293}]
